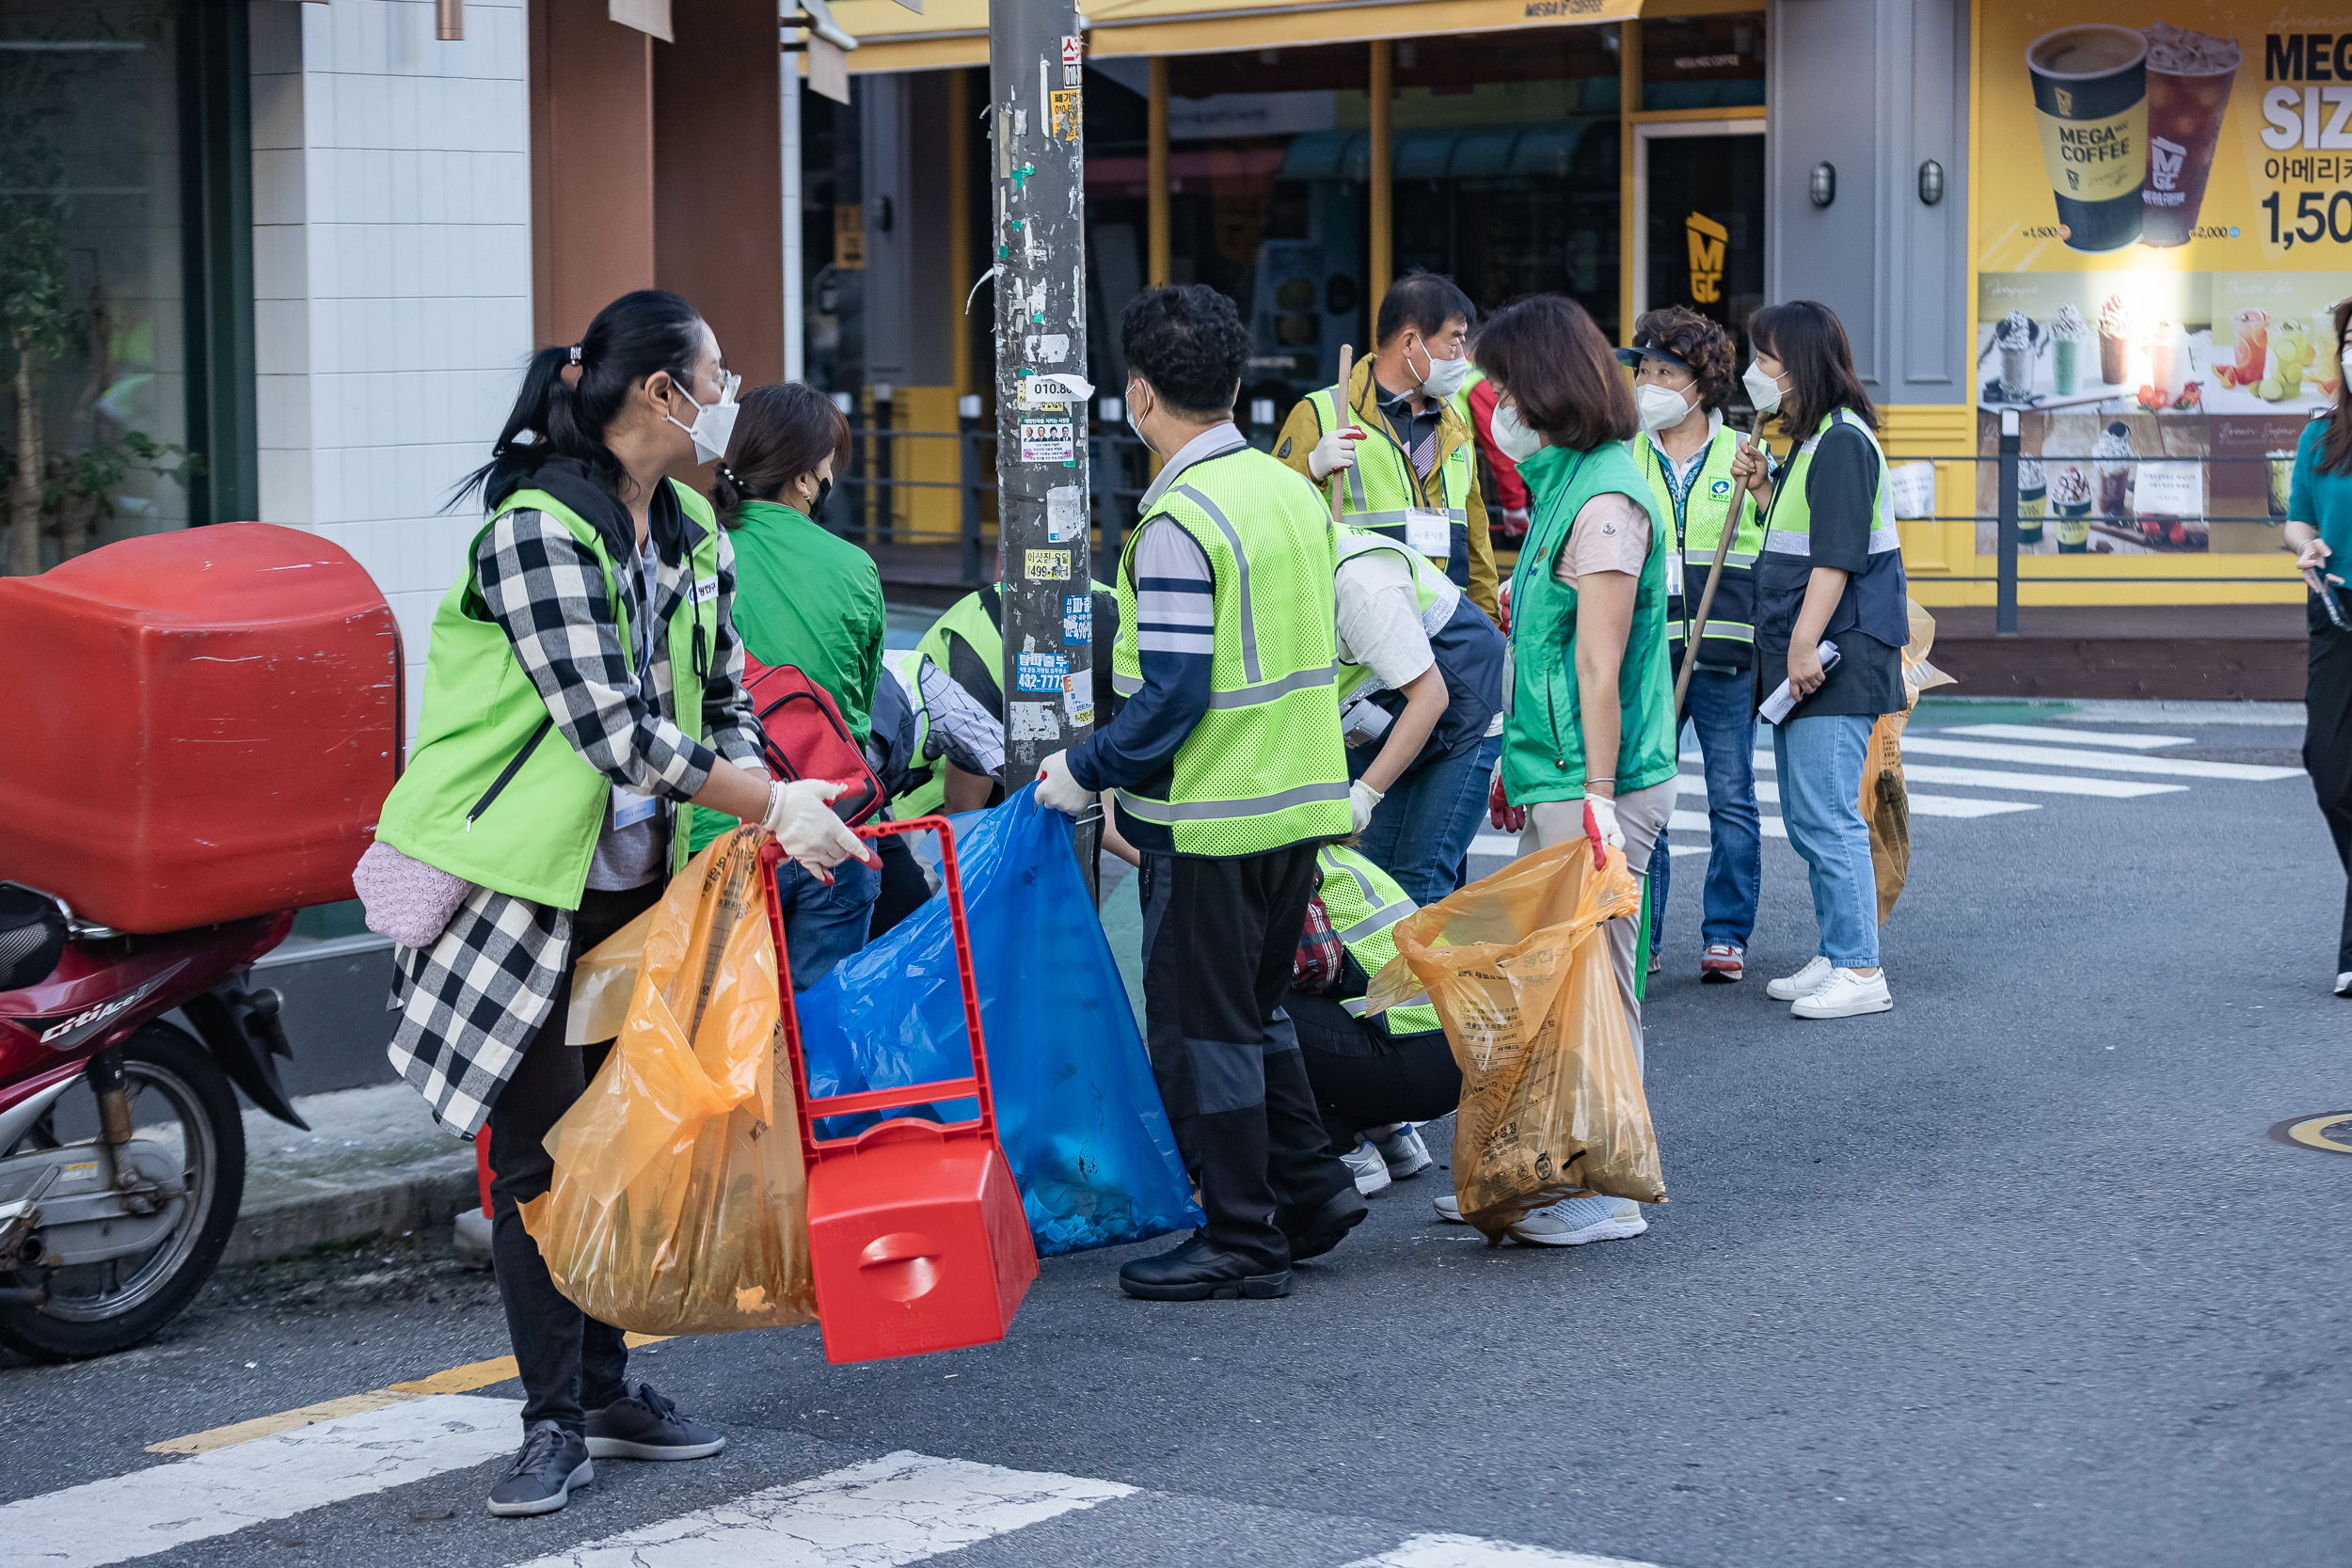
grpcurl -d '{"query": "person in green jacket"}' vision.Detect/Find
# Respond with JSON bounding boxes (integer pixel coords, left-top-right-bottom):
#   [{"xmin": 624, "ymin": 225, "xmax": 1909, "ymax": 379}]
[
  {"xmin": 1473, "ymin": 293, "xmax": 1674, "ymax": 1250},
  {"xmin": 691, "ymin": 382, "xmax": 886, "ymax": 988}
]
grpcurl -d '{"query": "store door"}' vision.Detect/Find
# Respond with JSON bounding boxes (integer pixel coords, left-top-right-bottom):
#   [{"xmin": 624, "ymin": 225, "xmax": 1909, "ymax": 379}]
[{"xmin": 1632, "ymin": 121, "xmax": 1766, "ymax": 367}]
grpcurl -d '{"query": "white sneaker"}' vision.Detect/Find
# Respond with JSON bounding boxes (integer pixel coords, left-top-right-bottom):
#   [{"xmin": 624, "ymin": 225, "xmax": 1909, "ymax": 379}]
[
  {"xmin": 1790, "ymin": 967, "xmax": 1893, "ymax": 1019},
  {"xmin": 1372, "ymin": 1123, "xmax": 1434, "ymax": 1180},
  {"xmin": 1340, "ymin": 1142, "xmax": 1391, "ymax": 1196},
  {"xmin": 2336, "ymin": 971, "xmax": 2351, "ymax": 998},
  {"xmin": 1433, "ymin": 1193, "xmax": 1466, "ymax": 1224},
  {"xmin": 1505, "ymin": 1195, "xmax": 1647, "ymax": 1247},
  {"xmin": 1766, "ymin": 955, "xmax": 1834, "ymax": 1000}
]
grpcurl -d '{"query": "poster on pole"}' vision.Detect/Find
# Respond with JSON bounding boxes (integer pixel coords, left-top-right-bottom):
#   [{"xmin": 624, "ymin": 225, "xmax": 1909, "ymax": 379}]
[{"xmin": 1973, "ymin": 8, "xmax": 2349, "ymax": 556}]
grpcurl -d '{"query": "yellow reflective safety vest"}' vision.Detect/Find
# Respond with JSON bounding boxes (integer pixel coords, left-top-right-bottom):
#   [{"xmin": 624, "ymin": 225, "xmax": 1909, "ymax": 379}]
[
  {"xmin": 1633, "ymin": 420, "xmax": 1764, "ymax": 674},
  {"xmin": 1317, "ymin": 844, "xmax": 1441, "ymax": 1037}
]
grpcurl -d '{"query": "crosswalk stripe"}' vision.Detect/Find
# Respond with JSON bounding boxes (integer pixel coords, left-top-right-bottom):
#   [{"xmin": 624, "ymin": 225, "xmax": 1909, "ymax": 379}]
[
  {"xmin": 1897, "ymin": 735, "xmax": 2303, "ymax": 781},
  {"xmin": 3, "ymin": 1393, "xmax": 520, "ymax": 1568},
  {"xmin": 1942, "ymin": 722, "xmax": 2189, "ymax": 749},
  {"xmin": 1675, "ymin": 807, "xmax": 1784, "ymax": 839},
  {"xmin": 502, "ymin": 1450, "xmax": 1134, "ymax": 1568},
  {"xmin": 1343, "ymin": 1533, "xmax": 1665, "ymax": 1568},
  {"xmin": 1894, "ymin": 763, "xmax": 2184, "ymax": 799},
  {"xmin": 1672, "ymin": 774, "xmax": 2037, "ymax": 818}
]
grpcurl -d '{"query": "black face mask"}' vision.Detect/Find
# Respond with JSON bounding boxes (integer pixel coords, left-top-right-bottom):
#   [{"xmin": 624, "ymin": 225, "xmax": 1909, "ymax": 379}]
[{"xmin": 808, "ymin": 477, "xmax": 832, "ymax": 519}]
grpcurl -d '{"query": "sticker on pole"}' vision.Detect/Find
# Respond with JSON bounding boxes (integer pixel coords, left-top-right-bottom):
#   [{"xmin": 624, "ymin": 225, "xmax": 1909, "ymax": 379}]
[
  {"xmin": 1016, "ymin": 651, "xmax": 1069, "ymax": 694},
  {"xmin": 1018, "ymin": 372, "xmax": 1093, "ymax": 410},
  {"xmin": 1063, "ymin": 674, "xmax": 1093, "ymax": 729},
  {"xmin": 1050, "ymin": 89, "xmax": 1081, "ymax": 141},
  {"xmin": 1020, "ymin": 420, "xmax": 1075, "ymax": 464},
  {"xmin": 1025, "ymin": 547, "xmax": 1072, "ymax": 580},
  {"xmin": 1046, "ymin": 485, "xmax": 1084, "ymax": 543},
  {"xmin": 1009, "ymin": 701, "xmax": 1060, "ymax": 743},
  {"xmin": 1061, "ymin": 33, "xmax": 1083, "ymax": 87},
  {"xmin": 1062, "ymin": 592, "xmax": 1091, "ymax": 645}
]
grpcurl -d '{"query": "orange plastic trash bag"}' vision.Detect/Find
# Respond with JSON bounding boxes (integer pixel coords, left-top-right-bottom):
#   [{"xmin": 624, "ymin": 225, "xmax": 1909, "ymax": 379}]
[
  {"xmin": 1863, "ymin": 597, "xmax": 1958, "ymax": 924},
  {"xmin": 519, "ymin": 829, "xmax": 815, "ymax": 1337},
  {"xmin": 1363, "ymin": 833, "xmax": 1665, "ymax": 1240}
]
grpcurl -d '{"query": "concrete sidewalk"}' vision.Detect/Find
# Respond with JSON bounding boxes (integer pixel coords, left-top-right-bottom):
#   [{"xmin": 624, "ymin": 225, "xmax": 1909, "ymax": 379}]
[{"xmin": 223, "ymin": 1084, "xmax": 478, "ymax": 1266}]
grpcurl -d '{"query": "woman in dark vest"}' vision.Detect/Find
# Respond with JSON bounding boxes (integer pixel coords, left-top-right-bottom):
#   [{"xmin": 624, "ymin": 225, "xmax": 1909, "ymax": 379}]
[
  {"xmin": 373, "ymin": 290, "xmax": 868, "ymax": 1517},
  {"xmin": 1730, "ymin": 299, "xmax": 1909, "ymax": 1021}
]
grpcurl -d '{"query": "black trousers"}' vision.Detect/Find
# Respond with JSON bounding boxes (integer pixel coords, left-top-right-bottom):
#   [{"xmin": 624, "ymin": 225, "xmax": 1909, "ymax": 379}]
[
  {"xmin": 1285, "ymin": 987, "xmax": 1463, "ymax": 1151},
  {"xmin": 485, "ymin": 881, "xmax": 661, "ymax": 1434},
  {"xmin": 1139, "ymin": 844, "xmax": 1352, "ymax": 1270},
  {"xmin": 2308, "ymin": 603, "xmax": 2352, "ymax": 971}
]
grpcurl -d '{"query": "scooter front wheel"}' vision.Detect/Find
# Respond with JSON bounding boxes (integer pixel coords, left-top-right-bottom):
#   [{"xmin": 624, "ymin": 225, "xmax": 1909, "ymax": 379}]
[{"xmin": 0, "ymin": 1022, "xmax": 246, "ymax": 1361}]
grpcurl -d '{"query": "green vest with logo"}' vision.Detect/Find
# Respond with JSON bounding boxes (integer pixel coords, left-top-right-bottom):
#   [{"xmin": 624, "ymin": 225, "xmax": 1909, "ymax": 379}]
[
  {"xmin": 375, "ymin": 480, "xmax": 723, "ymax": 911},
  {"xmin": 1634, "ymin": 423, "xmax": 1763, "ymax": 671},
  {"xmin": 1317, "ymin": 845, "xmax": 1442, "ymax": 1037},
  {"xmin": 1110, "ymin": 448, "xmax": 1351, "ymax": 857},
  {"xmin": 1308, "ymin": 382, "xmax": 1475, "ymax": 588},
  {"xmin": 1500, "ymin": 442, "xmax": 1677, "ymax": 807}
]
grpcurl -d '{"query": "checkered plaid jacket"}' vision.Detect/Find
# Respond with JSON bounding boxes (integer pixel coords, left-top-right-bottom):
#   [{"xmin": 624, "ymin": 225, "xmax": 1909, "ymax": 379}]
[{"xmin": 387, "ymin": 505, "xmax": 761, "ymax": 1138}]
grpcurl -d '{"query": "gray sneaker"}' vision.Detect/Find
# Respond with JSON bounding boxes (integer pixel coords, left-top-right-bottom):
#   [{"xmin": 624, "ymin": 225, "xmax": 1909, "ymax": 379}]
[
  {"xmin": 583, "ymin": 1380, "xmax": 727, "ymax": 1461},
  {"xmin": 486, "ymin": 1420, "xmax": 592, "ymax": 1517},
  {"xmin": 1373, "ymin": 1123, "xmax": 1434, "ymax": 1180},
  {"xmin": 1339, "ymin": 1141, "xmax": 1391, "ymax": 1196}
]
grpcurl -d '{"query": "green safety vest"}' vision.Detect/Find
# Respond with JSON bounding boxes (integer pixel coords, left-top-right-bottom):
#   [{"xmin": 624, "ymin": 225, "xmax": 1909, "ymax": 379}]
[
  {"xmin": 1633, "ymin": 422, "xmax": 1764, "ymax": 670},
  {"xmin": 376, "ymin": 481, "xmax": 723, "ymax": 911},
  {"xmin": 1317, "ymin": 844, "xmax": 1442, "ymax": 1037},
  {"xmin": 1756, "ymin": 408, "xmax": 1910, "ymax": 657},
  {"xmin": 915, "ymin": 586, "xmax": 1006, "ymax": 716},
  {"xmin": 1307, "ymin": 381, "xmax": 1476, "ymax": 587},
  {"xmin": 1331, "ymin": 525, "xmax": 1462, "ymax": 705},
  {"xmin": 1762, "ymin": 409, "xmax": 1903, "ymax": 561},
  {"xmin": 887, "ymin": 647, "xmax": 950, "ymax": 820},
  {"xmin": 1110, "ymin": 447, "xmax": 1352, "ymax": 857},
  {"xmin": 1500, "ymin": 442, "xmax": 1677, "ymax": 807}
]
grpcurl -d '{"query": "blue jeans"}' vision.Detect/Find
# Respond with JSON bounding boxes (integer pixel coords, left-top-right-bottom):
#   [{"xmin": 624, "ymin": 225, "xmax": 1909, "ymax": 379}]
[
  {"xmin": 1771, "ymin": 712, "xmax": 1879, "ymax": 968},
  {"xmin": 1355, "ymin": 733, "xmax": 1502, "ymax": 908},
  {"xmin": 1646, "ymin": 668, "xmax": 1764, "ymax": 950},
  {"xmin": 775, "ymin": 854, "xmax": 880, "ymax": 991}
]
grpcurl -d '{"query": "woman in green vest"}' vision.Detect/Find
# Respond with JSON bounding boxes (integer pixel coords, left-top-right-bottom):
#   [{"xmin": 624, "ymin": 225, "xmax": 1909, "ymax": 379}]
[
  {"xmin": 1729, "ymin": 300, "xmax": 1909, "ymax": 1022},
  {"xmin": 374, "ymin": 290, "xmax": 867, "ymax": 1518},
  {"xmin": 1474, "ymin": 294, "xmax": 1674, "ymax": 1249},
  {"xmin": 691, "ymin": 381, "xmax": 888, "ymax": 986}
]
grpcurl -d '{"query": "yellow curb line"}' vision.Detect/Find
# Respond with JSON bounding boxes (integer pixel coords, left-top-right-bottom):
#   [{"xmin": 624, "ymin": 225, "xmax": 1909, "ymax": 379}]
[{"xmin": 146, "ymin": 1335, "xmax": 671, "ymax": 1456}]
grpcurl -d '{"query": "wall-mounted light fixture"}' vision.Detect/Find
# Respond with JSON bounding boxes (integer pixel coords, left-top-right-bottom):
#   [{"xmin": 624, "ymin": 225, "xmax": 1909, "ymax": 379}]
[
  {"xmin": 1918, "ymin": 159, "xmax": 1945, "ymax": 206},
  {"xmin": 436, "ymin": 0, "xmax": 463, "ymax": 40},
  {"xmin": 1808, "ymin": 162, "xmax": 1836, "ymax": 208}
]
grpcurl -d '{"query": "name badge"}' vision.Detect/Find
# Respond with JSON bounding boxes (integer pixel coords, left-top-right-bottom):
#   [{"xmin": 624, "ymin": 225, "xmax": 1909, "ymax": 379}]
[
  {"xmin": 612, "ymin": 785, "xmax": 659, "ymax": 830},
  {"xmin": 688, "ymin": 576, "xmax": 719, "ymax": 607},
  {"xmin": 1404, "ymin": 509, "xmax": 1450, "ymax": 559}
]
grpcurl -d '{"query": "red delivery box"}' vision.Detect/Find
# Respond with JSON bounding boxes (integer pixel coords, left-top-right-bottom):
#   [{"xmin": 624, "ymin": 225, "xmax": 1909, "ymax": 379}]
[{"xmin": 0, "ymin": 524, "xmax": 402, "ymax": 933}]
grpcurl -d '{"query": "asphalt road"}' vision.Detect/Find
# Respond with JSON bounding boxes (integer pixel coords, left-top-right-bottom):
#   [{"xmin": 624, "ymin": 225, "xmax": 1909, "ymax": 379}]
[{"xmin": 5, "ymin": 701, "xmax": 2347, "ymax": 1568}]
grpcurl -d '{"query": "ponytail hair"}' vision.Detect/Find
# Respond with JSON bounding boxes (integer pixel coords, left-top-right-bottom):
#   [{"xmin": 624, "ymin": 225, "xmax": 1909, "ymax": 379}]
[
  {"xmin": 453, "ymin": 288, "xmax": 707, "ymax": 511},
  {"xmin": 712, "ymin": 383, "xmax": 852, "ymax": 525}
]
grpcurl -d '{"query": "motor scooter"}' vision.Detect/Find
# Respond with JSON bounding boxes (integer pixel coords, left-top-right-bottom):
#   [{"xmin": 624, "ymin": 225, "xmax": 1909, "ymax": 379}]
[{"xmin": 0, "ymin": 880, "xmax": 309, "ymax": 1361}]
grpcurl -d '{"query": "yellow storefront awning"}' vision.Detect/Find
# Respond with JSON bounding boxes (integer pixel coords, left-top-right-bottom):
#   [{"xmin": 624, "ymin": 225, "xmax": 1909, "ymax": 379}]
[{"xmin": 827, "ymin": 0, "xmax": 1643, "ymax": 75}]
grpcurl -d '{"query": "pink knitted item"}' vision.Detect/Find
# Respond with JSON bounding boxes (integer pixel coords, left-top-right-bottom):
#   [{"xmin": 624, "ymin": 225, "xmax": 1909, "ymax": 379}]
[{"xmin": 353, "ymin": 840, "xmax": 472, "ymax": 949}]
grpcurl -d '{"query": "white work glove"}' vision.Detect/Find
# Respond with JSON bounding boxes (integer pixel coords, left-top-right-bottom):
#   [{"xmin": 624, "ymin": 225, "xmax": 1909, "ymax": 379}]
[
  {"xmin": 1581, "ymin": 795, "xmax": 1623, "ymax": 869},
  {"xmin": 1308, "ymin": 423, "xmax": 1366, "ymax": 483},
  {"xmin": 1034, "ymin": 750, "xmax": 1093, "ymax": 816},
  {"xmin": 761, "ymin": 779, "xmax": 869, "ymax": 879},
  {"xmin": 1348, "ymin": 778, "xmax": 1384, "ymax": 834}
]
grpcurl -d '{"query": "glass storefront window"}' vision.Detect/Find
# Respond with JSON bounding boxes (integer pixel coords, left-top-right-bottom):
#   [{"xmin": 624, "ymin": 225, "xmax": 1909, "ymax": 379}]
[
  {"xmin": 1637, "ymin": 125, "xmax": 1767, "ymax": 369},
  {"xmin": 1389, "ymin": 31, "xmax": 1622, "ymax": 340},
  {"xmin": 1641, "ymin": 11, "xmax": 1766, "ymax": 112},
  {"xmin": 2, "ymin": 0, "xmax": 199, "ymax": 576}
]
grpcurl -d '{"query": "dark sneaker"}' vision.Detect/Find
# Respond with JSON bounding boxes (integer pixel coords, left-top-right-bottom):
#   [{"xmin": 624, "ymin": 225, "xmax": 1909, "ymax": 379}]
[
  {"xmin": 583, "ymin": 1379, "xmax": 727, "ymax": 1461},
  {"xmin": 1279, "ymin": 1184, "xmax": 1368, "ymax": 1262},
  {"xmin": 486, "ymin": 1420, "xmax": 592, "ymax": 1517},
  {"xmin": 1119, "ymin": 1230, "xmax": 1291, "ymax": 1301}
]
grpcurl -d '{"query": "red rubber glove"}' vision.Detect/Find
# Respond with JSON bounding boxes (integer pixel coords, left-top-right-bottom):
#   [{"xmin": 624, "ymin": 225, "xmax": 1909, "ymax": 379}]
[
  {"xmin": 1581, "ymin": 797, "xmax": 1613, "ymax": 872},
  {"xmin": 1488, "ymin": 770, "xmax": 1524, "ymax": 834}
]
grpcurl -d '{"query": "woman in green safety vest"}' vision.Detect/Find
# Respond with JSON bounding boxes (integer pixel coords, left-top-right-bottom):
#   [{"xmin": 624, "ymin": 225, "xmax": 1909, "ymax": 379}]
[
  {"xmin": 1729, "ymin": 299, "xmax": 1910, "ymax": 1022},
  {"xmin": 1475, "ymin": 294, "xmax": 1672, "ymax": 1250},
  {"xmin": 690, "ymin": 381, "xmax": 888, "ymax": 986},
  {"xmin": 1281, "ymin": 846, "xmax": 1457, "ymax": 1200},
  {"xmin": 373, "ymin": 290, "xmax": 868, "ymax": 1519},
  {"xmin": 1622, "ymin": 306, "xmax": 1767, "ymax": 986}
]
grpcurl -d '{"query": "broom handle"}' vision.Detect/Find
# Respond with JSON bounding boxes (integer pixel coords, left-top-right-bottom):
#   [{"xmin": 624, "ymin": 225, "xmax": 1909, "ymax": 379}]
[
  {"xmin": 1329, "ymin": 343, "xmax": 1354, "ymax": 527},
  {"xmin": 1673, "ymin": 432, "xmax": 1753, "ymax": 714}
]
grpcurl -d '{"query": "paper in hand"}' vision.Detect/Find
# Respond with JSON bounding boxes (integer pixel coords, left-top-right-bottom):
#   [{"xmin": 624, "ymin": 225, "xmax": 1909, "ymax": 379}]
[{"xmin": 1759, "ymin": 639, "xmax": 1840, "ymax": 724}]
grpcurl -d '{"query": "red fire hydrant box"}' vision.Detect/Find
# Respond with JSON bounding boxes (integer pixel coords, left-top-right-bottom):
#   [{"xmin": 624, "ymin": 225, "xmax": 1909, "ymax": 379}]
[{"xmin": 0, "ymin": 523, "xmax": 401, "ymax": 933}]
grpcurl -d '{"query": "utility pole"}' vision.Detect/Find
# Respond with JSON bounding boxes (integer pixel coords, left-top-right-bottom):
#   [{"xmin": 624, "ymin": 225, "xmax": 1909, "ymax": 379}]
[{"xmin": 989, "ymin": 0, "xmax": 1093, "ymax": 820}]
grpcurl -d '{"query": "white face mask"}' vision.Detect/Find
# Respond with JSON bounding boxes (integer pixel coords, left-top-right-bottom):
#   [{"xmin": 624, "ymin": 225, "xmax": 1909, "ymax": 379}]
[
  {"xmin": 1742, "ymin": 360, "xmax": 1787, "ymax": 416},
  {"xmin": 1125, "ymin": 381, "xmax": 1153, "ymax": 453},
  {"xmin": 1636, "ymin": 383, "xmax": 1696, "ymax": 434},
  {"xmin": 2342, "ymin": 343, "xmax": 2352, "ymax": 382},
  {"xmin": 1490, "ymin": 399, "xmax": 1542, "ymax": 463},
  {"xmin": 1410, "ymin": 339, "xmax": 1470, "ymax": 402},
  {"xmin": 666, "ymin": 371, "xmax": 741, "ymax": 466}
]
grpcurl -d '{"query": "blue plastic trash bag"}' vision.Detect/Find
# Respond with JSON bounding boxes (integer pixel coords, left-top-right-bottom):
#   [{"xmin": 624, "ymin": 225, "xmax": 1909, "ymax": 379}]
[{"xmin": 794, "ymin": 784, "xmax": 1202, "ymax": 1256}]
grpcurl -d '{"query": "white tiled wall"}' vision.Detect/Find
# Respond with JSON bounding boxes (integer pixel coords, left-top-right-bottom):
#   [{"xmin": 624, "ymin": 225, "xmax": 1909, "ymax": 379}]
[{"xmin": 249, "ymin": 0, "xmax": 533, "ymax": 737}]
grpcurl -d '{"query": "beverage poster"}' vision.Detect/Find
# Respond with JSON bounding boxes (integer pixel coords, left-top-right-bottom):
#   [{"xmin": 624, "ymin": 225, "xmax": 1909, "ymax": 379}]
[{"xmin": 1974, "ymin": 6, "xmax": 2347, "ymax": 554}]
